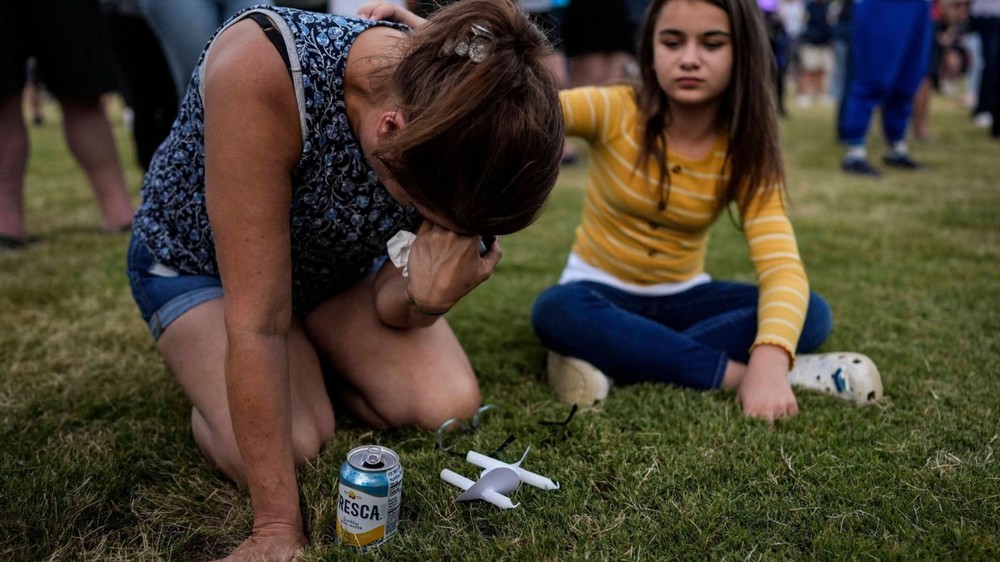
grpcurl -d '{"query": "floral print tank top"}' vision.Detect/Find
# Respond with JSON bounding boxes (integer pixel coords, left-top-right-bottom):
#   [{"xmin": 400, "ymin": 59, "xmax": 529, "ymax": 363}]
[{"xmin": 133, "ymin": 6, "xmax": 418, "ymax": 313}]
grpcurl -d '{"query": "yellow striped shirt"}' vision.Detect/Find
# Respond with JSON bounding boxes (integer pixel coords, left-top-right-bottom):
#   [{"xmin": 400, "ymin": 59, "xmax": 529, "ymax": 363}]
[{"xmin": 562, "ymin": 85, "xmax": 810, "ymax": 358}]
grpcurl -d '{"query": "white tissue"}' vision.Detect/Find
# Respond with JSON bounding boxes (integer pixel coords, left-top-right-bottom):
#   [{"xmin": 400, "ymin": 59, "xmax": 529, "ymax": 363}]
[{"xmin": 386, "ymin": 230, "xmax": 417, "ymax": 277}]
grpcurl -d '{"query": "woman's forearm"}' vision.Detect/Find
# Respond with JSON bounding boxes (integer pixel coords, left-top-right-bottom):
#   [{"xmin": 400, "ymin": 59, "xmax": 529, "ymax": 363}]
[{"xmin": 225, "ymin": 331, "xmax": 303, "ymax": 527}]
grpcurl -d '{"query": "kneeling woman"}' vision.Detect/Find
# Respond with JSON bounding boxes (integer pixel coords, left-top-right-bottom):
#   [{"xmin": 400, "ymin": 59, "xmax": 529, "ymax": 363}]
[{"xmin": 126, "ymin": 1, "xmax": 562, "ymax": 558}]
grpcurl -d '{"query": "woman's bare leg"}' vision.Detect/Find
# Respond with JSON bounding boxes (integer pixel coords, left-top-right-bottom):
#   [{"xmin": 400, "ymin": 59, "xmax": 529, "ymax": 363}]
[
  {"xmin": 304, "ymin": 275, "xmax": 481, "ymax": 430},
  {"xmin": 155, "ymin": 298, "xmax": 335, "ymax": 482}
]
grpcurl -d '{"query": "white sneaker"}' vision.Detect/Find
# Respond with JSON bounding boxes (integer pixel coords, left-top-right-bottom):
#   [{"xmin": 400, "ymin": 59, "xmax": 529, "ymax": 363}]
[
  {"xmin": 546, "ymin": 352, "xmax": 613, "ymax": 407},
  {"xmin": 788, "ymin": 352, "xmax": 883, "ymax": 405}
]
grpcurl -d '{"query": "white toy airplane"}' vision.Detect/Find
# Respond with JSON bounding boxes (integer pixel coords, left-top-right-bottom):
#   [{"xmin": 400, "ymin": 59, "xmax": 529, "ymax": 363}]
[{"xmin": 440, "ymin": 447, "xmax": 559, "ymax": 509}]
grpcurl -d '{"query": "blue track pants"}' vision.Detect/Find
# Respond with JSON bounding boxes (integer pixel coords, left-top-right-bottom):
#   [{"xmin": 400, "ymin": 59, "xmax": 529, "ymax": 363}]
[{"xmin": 840, "ymin": 0, "xmax": 933, "ymax": 146}]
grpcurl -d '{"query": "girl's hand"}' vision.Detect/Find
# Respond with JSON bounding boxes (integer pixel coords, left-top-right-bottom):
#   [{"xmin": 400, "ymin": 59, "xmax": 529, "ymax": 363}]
[
  {"xmin": 404, "ymin": 221, "xmax": 500, "ymax": 313},
  {"xmin": 357, "ymin": 2, "xmax": 427, "ymax": 28},
  {"xmin": 736, "ymin": 345, "xmax": 798, "ymax": 423}
]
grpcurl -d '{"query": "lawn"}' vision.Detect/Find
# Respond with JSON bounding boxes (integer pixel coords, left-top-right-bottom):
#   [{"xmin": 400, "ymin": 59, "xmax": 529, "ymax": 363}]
[{"xmin": 1, "ymin": 96, "xmax": 998, "ymax": 561}]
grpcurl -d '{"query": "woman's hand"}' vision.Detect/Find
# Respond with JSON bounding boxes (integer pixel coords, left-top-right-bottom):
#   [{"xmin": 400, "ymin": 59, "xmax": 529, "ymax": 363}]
[
  {"xmin": 357, "ymin": 1, "xmax": 427, "ymax": 28},
  {"xmin": 215, "ymin": 522, "xmax": 307, "ymax": 562},
  {"xmin": 404, "ymin": 221, "xmax": 500, "ymax": 314},
  {"xmin": 737, "ymin": 345, "xmax": 798, "ymax": 423}
]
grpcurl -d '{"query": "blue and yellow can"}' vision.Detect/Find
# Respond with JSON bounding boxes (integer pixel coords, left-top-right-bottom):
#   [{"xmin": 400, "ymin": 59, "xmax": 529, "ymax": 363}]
[{"xmin": 337, "ymin": 445, "xmax": 403, "ymax": 549}]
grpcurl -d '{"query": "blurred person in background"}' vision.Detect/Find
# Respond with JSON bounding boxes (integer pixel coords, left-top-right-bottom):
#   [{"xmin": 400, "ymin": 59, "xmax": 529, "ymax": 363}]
[
  {"xmin": 969, "ymin": 0, "xmax": 1000, "ymax": 126},
  {"xmin": 912, "ymin": 0, "xmax": 971, "ymax": 140},
  {"xmin": 963, "ymin": 0, "xmax": 984, "ymax": 108},
  {"xmin": 832, "ymin": 0, "xmax": 852, "ymax": 138},
  {"xmin": 139, "ymin": 0, "xmax": 272, "ymax": 101},
  {"xmin": 761, "ymin": 0, "xmax": 793, "ymax": 116},
  {"xmin": 839, "ymin": 0, "xmax": 932, "ymax": 176},
  {"xmin": 562, "ymin": 0, "xmax": 639, "ymax": 86},
  {"xmin": 518, "ymin": 0, "xmax": 580, "ymax": 162},
  {"xmin": 0, "ymin": 0, "xmax": 135, "ymax": 249},
  {"xmin": 24, "ymin": 58, "xmax": 45, "ymax": 126},
  {"xmin": 779, "ymin": 0, "xmax": 806, "ymax": 93},
  {"xmin": 100, "ymin": 0, "xmax": 178, "ymax": 171},
  {"xmin": 796, "ymin": 0, "xmax": 834, "ymax": 107}
]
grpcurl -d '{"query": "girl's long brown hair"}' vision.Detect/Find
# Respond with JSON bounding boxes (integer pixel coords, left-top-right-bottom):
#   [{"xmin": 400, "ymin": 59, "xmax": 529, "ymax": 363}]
[{"xmin": 634, "ymin": 0, "xmax": 785, "ymax": 214}]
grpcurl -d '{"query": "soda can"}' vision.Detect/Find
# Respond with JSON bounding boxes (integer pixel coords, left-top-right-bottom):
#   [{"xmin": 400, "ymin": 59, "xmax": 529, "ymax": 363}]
[{"xmin": 337, "ymin": 445, "xmax": 403, "ymax": 549}]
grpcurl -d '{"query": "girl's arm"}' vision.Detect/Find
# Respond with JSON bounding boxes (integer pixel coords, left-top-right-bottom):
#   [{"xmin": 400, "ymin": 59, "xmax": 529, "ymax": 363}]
[
  {"xmin": 373, "ymin": 221, "xmax": 501, "ymax": 328},
  {"xmin": 560, "ymin": 86, "xmax": 631, "ymax": 142},
  {"xmin": 737, "ymin": 189, "xmax": 810, "ymax": 421},
  {"xmin": 357, "ymin": 1, "xmax": 427, "ymax": 28},
  {"xmin": 203, "ymin": 20, "xmax": 306, "ymax": 559}
]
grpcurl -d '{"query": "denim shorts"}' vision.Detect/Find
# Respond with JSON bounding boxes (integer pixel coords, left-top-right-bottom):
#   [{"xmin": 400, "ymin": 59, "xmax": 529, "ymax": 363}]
[{"xmin": 126, "ymin": 233, "xmax": 223, "ymax": 340}]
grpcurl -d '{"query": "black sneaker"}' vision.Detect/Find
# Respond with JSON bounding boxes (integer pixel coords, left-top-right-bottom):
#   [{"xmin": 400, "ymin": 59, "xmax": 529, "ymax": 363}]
[
  {"xmin": 883, "ymin": 151, "xmax": 923, "ymax": 169},
  {"xmin": 841, "ymin": 157, "xmax": 881, "ymax": 177}
]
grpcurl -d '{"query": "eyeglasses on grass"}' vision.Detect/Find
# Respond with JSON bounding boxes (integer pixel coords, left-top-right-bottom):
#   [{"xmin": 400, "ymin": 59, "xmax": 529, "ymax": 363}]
[
  {"xmin": 434, "ymin": 404, "xmax": 579, "ymax": 458},
  {"xmin": 435, "ymin": 404, "xmax": 512, "ymax": 458}
]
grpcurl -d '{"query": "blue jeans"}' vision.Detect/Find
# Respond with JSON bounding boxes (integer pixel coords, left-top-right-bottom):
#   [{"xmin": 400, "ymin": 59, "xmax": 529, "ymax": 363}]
[
  {"xmin": 964, "ymin": 31, "xmax": 984, "ymax": 108},
  {"xmin": 139, "ymin": 0, "xmax": 270, "ymax": 99},
  {"xmin": 531, "ymin": 281, "xmax": 833, "ymax": 390},
  {"xmin": 126, "ymin": 233, "xmax": 223, "ymax": 340}
]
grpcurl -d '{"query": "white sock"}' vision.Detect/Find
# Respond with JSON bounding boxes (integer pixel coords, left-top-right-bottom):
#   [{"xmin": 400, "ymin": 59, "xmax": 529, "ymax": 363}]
[
  {"xmin": 846, "ymin": 145, "xmax": 867, "ymax": 161},
  {"xmin": 891, "ymin": 141, "xmax": 909, "ymax": 156}
]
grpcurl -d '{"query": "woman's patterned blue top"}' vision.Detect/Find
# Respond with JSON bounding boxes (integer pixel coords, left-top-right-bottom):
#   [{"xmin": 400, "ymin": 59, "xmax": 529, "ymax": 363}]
[{"xmin": 133, "ymin": 6, "xmax": 419, "ymax": 314}]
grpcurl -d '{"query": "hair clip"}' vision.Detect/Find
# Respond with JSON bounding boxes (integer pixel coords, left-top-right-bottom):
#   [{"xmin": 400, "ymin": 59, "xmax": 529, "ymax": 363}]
[{"xmin": 442, "ymin": 22, "xmax": 493, "ymax": 63}]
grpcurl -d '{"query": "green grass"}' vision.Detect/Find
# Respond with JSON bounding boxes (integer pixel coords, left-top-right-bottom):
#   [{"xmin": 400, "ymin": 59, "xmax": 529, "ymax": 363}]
[{"xmin": 2, "ymin": 97, "xmax": 999, "ymax": 561}]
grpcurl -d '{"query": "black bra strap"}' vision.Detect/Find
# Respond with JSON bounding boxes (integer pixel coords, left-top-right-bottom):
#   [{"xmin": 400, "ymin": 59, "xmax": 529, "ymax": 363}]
[{"xmin": 245, "ymin": 13, "xmax": 293, "ymax": 80}]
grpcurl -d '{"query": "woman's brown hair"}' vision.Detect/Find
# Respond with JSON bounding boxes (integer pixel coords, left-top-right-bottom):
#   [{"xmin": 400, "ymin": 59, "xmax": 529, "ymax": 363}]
[
  {"xmin": 634, "ymin": 0, "xmax": 785, "ymax": 214},
  {"xmin": 374, "ymin": 0, "xmax": 564, "ymax": 235}
]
